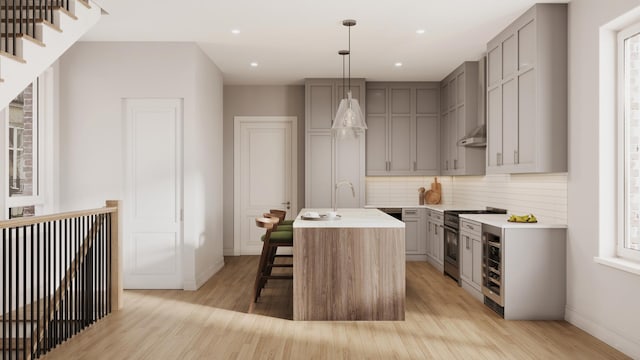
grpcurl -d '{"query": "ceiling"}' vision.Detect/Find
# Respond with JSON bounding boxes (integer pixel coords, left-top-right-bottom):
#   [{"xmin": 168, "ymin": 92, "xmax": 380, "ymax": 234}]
[{"xmin": 82, "ymin": 0, "xmax": 568, "ymax": 85}]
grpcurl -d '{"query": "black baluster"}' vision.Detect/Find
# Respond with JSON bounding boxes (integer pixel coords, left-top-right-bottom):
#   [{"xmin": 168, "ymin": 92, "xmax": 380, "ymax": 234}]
[
  {"xmin": 44, "ymin": 221, "xmax": 49, "ymax": 353},
  {"xmin": 65, "ymin": 218, "xmax": 69, "ymax": 340},
  {"xmin": 31, "ymin": 224, "xmax": 34, "ymax": 359},
  {"xmin": 9, "ymin": 228, "xmax": 13, "ymax": 359},
  {"xmin": 98, "ymin": 214, "xmax": 103, "ymax": 319},
  {"xmin": 2, "ymin": 229, "xmax": 6, "ymax": 360},
  {"xmin": 36, "ymin": 223, "xmax": 40, "ymax": 357},
  {"xmin": 82, "ymin": 215, "xmax": 87, "ymax": 329},
  {"xmin": 15, "ymin": 227, "xmax": 19, "ymax": 360},
  {"xmin": 23, "ymin": 226, "xmax": 27, "ymax": 360},
  {"xmin": 53, "ymin": 220, "xmax": 58, "ymax": 348},
  {"xmin": 107, "ymin": 214, "xmax": 111, "ymax": 313}
]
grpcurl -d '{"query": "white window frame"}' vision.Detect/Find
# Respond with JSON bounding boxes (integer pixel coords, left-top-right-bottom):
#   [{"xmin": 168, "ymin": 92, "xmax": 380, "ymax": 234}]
[
  {"xmin": 4, "ymin": 78, "xmax": 43, "ymax": 215},
  {"xmin": 617, "ymin": 22, "xmax": 640, "ymax": 262}
]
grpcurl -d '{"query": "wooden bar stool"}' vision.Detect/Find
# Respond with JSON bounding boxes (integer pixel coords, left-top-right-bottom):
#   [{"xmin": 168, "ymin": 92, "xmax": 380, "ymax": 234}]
[
  {"xmin": 270, "ymin": 209, "xmax": 294, "ymax": 226},
  {"xmin": 263, "ymin": 212, "xmax": 292, "ymax": 231},
  {"xmin": 252, "ymin": 217, "xmax": 293, "ymax": 303}
]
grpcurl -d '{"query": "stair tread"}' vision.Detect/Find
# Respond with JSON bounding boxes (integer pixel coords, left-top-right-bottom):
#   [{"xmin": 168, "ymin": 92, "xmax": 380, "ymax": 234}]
[
  {"xmin": 0, "ymin": 18, "xmax": 64, "ymax": 32},
  {"xmin": 0, "ymin": 50, "xmax": 26, "ymax": 63},
  {"xmin": 0, "ymin": 33, "xmax": 46, "ymax": 47},
  {"xmin": 77, "ymin": 0, "xmax": 91, "ymax": 9}
]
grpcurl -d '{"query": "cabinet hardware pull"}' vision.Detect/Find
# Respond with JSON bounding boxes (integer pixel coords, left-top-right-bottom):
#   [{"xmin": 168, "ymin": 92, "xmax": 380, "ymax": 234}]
[
  {"xmin": 514, "ymin": 150, "xmax": 519, "ymax": 164},
  {"xmin": 454, "ymin": 159, "xmax": 457, "ymax": 170},
  {"xmin": 445, "ymin": 160, "xmax": 449, "ymax": 171},
  {"xmin": 466, "ymin": 236, "xmax": 469, "ymax": 249}
]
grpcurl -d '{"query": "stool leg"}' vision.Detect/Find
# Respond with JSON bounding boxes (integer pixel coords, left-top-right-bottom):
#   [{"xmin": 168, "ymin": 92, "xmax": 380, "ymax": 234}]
[{"xmin": 253, "ymin": 238, "xmax": 271, "ymax": 303}]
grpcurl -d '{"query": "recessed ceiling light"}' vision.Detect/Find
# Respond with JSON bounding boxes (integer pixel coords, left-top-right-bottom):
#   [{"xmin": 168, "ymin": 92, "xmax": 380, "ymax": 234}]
[
  {"xmin": 250, "ymin": 62, "xmax": 259, "ymax": 67},
  {"xmin": 231, "ymin": 29, "xmax": 240, "ymax": 35},
  {"xmin": 394, "ymin": 62, "xmax": 403, "ymax": 67},
  {"xmin": 416, "ymin": 29, "xmax": 425, "ymax": 34}
]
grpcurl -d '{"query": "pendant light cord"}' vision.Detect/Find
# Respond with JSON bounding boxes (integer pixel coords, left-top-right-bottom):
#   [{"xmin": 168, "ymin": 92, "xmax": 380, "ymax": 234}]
[{"xmin": 348, "ymin": 24, "xmax": 351, "ymax": 93}]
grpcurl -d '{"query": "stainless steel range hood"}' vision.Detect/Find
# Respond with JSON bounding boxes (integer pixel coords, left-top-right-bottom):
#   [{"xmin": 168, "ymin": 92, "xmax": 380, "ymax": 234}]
[
  {"xmin": 457, "ymin": 55, "xmax": 487, "ymax": 148},
  {"xmin": 457, "ymin": 124, "xmax": 486, "ymax": 147}
]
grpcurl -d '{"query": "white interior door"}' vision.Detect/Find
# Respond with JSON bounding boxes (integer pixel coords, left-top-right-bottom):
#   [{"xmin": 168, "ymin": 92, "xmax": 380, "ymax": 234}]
[
  {"xmin": 234, "ymin": 116, "xmax": 297, "ymax": 255},
  {"xmin": 124, "ymin": 99, "xmax": 183, "ymax": 289}
]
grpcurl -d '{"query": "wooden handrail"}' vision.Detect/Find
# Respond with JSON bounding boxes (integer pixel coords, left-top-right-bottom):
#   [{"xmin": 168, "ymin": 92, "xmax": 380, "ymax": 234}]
[
  {"xmin": 0, "ymin": 200, "xmax": 122, "ymax": 359},
  {"xmin": 0, "ymin": 206, "xmax": 117, "ymax": 229}
]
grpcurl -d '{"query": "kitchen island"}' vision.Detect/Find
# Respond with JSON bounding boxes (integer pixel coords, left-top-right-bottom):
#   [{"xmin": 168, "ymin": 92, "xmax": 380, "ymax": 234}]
[{"xmin": 293, "ymin": 208, "xmax": 405, "ymax": 321}]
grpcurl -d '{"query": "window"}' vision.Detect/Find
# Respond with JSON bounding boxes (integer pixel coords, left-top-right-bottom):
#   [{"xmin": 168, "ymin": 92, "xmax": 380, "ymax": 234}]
[
  {"xmin": 618, "ymin": 22, "xmax": 640, "ymax": 261},
  {"xmin": 5, "ymin": 80, "xmax": 40, "ymax": 218}
]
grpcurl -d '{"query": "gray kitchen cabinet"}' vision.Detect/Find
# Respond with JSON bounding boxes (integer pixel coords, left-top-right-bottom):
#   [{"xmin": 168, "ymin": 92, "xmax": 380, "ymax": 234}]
[
  {"xmin": 304, "ymin": 78, "xmax": 366, "ymax": 208},
  {"xmin": 460, "ymin": 218, "xmax": 483, "ymax": 302},
  {"xmin": 403, "ymin": 208, "xmax": 428, "ymax": 261},
  {"xmin": 440, "ymin": 62, "xmax": 486, "ymax": 176},
  {"xmin": 486, "ymin": 3, "xmax": 567, "ymax": 174},
  {"xmin": 426, "ymin": 209, "xmax": 444, "ymax": 271},
  {"xmin": 366, "ymin": 82, "xmax": 440, "ymax": 176}
]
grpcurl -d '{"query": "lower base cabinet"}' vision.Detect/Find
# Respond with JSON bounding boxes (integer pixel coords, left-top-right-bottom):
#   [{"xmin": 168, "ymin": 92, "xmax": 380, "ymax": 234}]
[
  {"xmin": 426, "ymin": 210, "xmax": 444, "ymax": 271},
  {"xmin": 404, "ymin": 208, "xmax": 428, "ymax": 261},
  {"xmin": 460, "ymin": 219, "xmax": 483, "ymax": 302}
]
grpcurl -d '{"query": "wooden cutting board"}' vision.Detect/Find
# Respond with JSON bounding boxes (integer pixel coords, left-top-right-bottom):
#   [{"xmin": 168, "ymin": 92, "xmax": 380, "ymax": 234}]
[{"xmin": 425, "ymin": 177, "xmax": 441, "ymax": 204}]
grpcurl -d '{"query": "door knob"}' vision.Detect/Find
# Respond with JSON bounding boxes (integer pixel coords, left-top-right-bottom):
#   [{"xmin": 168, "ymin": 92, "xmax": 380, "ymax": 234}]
[{"xmin": 281, "ymin": 201, "xmax": 291, "ymax": 209}]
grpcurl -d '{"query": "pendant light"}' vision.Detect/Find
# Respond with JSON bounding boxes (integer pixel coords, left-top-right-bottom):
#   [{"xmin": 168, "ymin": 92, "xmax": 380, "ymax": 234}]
[{"xmin": 332, "ymin": 19, "xmax": 367, "ymax": 138}]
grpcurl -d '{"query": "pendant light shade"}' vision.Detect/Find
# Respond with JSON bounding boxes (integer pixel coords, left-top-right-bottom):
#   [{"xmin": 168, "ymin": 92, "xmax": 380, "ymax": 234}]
[
  {"xmin": 332, "ymin": 19, "xmax": 367, "ymax": 137},
  {"xmin": 333, "ymin": 91, "xmax": 366, "ymax": 137}
]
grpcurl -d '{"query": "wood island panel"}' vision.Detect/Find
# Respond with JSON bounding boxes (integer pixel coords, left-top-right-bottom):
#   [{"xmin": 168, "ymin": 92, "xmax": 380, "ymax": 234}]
[{"xmin": 293, "ymin": 226, "xmax": 405, "ymax": 321}]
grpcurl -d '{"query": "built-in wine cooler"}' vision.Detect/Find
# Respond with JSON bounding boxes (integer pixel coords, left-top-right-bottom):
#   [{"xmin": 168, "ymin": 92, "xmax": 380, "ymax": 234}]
[{"xmin": 482, "ymin": 224, "xmax": 504, "ymax": 317}]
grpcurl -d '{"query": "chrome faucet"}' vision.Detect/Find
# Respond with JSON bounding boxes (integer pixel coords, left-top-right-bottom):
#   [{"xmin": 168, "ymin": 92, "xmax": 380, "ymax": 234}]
[{"xmin": 334, "ymin": 180, "xmax": 355, "ymax": 212}]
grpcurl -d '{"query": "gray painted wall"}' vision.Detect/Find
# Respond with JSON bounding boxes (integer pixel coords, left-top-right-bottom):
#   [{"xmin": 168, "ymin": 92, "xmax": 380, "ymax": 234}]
[{"xmin": 223, "ymin": 85, "xmax": 305, "ymax": 253}]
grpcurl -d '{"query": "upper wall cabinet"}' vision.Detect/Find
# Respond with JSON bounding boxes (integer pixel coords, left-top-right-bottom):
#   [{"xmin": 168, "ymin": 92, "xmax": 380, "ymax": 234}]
[
  {"xmin": 486, "ymin": 3, "xmax": 567, "ymax": 174},
  {"xmin": 304, "ymin": 78, "xmax": 366, "ymax": 208},
  {"xmin": 440, "ymin": 62, "xmax": 486, "ymax": 176},
  {"xmin": 366, "ymin": 82, "xmax": 440, "ymax": 176}
]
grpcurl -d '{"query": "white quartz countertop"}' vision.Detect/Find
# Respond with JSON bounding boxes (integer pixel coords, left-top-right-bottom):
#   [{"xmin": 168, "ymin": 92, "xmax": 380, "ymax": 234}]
[
  {"xmin": 364, "ymin": 204, "xmax": 492, "ymax": 213},
  {"xmin": 294, "ymin": 208, "xmax": 405, "ymax": 228},
  {"xmin": 459, "ymin": 213, "xmax": 568, "ymax": 229}
]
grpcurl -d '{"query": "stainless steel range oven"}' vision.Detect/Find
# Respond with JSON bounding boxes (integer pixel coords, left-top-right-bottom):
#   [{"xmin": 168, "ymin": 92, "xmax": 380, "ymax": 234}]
[{"xmin": 443, "ymin": 207, "xmax": 506, "ymax": 284}]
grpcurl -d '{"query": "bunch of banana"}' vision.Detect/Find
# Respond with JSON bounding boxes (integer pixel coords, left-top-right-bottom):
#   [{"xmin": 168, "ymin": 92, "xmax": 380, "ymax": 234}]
[{"xmin": 508, "ymin": 213, "xmax": 538, "ymax": 223}]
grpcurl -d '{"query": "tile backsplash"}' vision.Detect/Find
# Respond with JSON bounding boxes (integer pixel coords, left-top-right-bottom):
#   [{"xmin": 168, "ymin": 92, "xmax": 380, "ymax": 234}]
[
  {"xmin": 366, "ymin": 176, "xmax": 454, "ymax": 206},
  {"xmin": 366, "ymin": 173, "xmax": 568, "ymax": 223}
]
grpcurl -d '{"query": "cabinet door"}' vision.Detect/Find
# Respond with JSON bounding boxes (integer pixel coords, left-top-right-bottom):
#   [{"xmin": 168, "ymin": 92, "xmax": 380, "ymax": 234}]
[
  {"xmin": 405, "ymin": 217, "xmax": 419, "ymax": 254},
  {"xmin": 426, "ymin": 220, "xmax": 433, "ymax": 257},
  {"xmin": 472, "ymin": 237, "xmax": 483, "ymax": 289},
  {"xmin": 487, "ymin": 86, "xmax": 502, "ymax": 168},
  {"xmin": 487, "ymin": 45, "xmax": 501, "ymax": 88},
  {"xmin": 455, "ymin": 104, "xmax": 466, "ymax": 171},
  {"xmin": 389, "ymin": 87, "xmax": 412, "ymax": 173},
  {"xmin": 502, "ymin": 78, "xmax": 518, "ymax": 166},
  {"xmin": 518, "ymin": 69, "xmax": 536, "ymax": 168},
  {"xmin": 366, "ymin": 86, "xmax": 388, "ymax": 175},
  {"xmin": 461, "ymin": 233, "xmax": 473, "ymax": 283},
  {"xmin": 415, "ymin": 88, "xmax": 439, "ymax": 174},
  {"xmin": 306, "ymin": 133, "xmax": 332, "ymax": 207},
  {"xmin": 437, "ymin": 224, "xmax": 444, "ymax": 263},
  {"xmin": 502, "ymin": 34, "xmax": 517, "ymax": 80},
  {"xmin": 307, "ymin": 81, "xmax": 334, "ymax": 130},
  {"xmin": 448, "ymin": 108, "xmax": 458, "ymax": 171},
  {"xmin": 441, "ymin": 113, "xmax": 450, "ymax": 172},
  {"xmin": 415, "ymin": 115, "xmax": 439, "ymax": 173},
  {"xmin": 448, "ymin": 78, "xmax": 456, "ymax": 110}
]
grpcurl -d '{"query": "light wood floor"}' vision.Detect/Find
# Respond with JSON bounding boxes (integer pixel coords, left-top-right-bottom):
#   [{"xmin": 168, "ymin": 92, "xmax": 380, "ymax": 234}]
[{"xmin": 42, "ymin": 256, "xmax": 628, "ymax": 360}]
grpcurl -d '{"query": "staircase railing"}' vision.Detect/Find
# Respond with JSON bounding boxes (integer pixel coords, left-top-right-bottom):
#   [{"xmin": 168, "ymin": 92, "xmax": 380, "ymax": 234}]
[
  {"xmin": 0, "ymin": 200, "xmax": 122, "ymax": 360},
  {"xmin": 0, "ymin": 0, "xmax": 73, "ymax": 56}
]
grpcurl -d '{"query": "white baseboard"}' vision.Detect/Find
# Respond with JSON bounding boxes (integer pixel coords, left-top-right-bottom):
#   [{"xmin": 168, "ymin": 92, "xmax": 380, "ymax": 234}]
[
  {"xmin": 183, "ymin": 257, "xmax": 225, "ymax": 291},
  {"xmin": 406, "ymin": 254, "xmax": 428, "ymax": 262},
  {"xmin": 565, "ymin": 305, "xmax": 640, "ymax": 359},
  {"xmin": 461, "ymin": 280, "xmax": 484, "ymax": 303}
]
